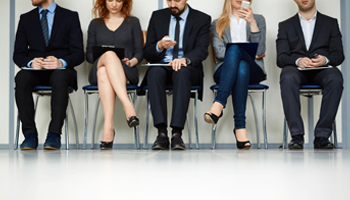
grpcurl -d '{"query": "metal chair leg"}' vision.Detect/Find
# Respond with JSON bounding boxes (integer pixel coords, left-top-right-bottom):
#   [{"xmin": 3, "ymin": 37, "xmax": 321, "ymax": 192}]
[
  {"xmin": 249, "ymin": 93, "xmax": 260, "ymax": 149},
  {"xmin": 83, "ymin": 91, "xmax": 89, "ymax": 150},
  {"xmin": 68, "ymin": 97, "xmax": 79, "ymax": 149},
  {"xmin": 307, "ymin": 96, "xmax": 314, "ymax": 149},
  {"xmin": 211, "ymin": 89, "xmax": 218, "ymax": 150},
  {"xmin": 144, "ymin": 91, "xmax": 150, "ymax": 150},
  {"xmin": 263, "ymin": 89, "xmax": 268, "ymax": 149},
  {"xmin": 15, "ymin": 113, "xmax": 20, "ymax": 150},
  {"xmin": 65, "ymin": 109, "xmax": 69, "ymax": 150},
  {"xmin": 91, "ymin": 98, "xmax": 101, "ymax": 149},
  {"xmin": 186, "ymin": 112, "xmax": 192, "ymax": 149},
  {"xmin": 283, "ymin": 118, "xmax": 288, "ymax": 149},
  {"xmin": 333, "ymin": 121, "xmax": 338, "ymax": 149},
  {"xmin": 194, "ymin": 90, "xmax": 199, "ymax": 150}
]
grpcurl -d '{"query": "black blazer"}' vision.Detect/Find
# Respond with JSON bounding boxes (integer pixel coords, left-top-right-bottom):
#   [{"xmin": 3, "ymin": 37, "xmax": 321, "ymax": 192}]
[
  {"xmin": 13, "ymin": 5, "xmax": 84, "ymax": 89},
  {"xmin": 276, "ymin": 12, "xmax": 344, "ymax": 68},
  {"xmin": 142, "ymin": 5, "xmax": 211, "ymax": 100}
]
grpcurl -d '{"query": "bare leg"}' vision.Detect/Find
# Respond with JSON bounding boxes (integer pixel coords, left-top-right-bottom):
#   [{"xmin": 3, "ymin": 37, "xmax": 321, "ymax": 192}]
[
  {"xmin": 207, "ymin": 102, "xmax": 224, "ymax": 117},
  {"xmin": 97, "ymin": 51, "xmax": 137, "ymax": 141}
]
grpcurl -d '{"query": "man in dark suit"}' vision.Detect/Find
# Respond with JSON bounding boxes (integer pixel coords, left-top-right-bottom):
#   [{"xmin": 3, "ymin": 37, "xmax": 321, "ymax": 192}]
[
  {"xmin": 276, "ymin": 0, "xmax": 344, "ymax": 149},
  {"xmin": 13, "ymin": 0, "xmax": 84, "ymax": 150},
  {"xmin": 143, "ymin": 0, "xmax": 211, "ymax": 150}
]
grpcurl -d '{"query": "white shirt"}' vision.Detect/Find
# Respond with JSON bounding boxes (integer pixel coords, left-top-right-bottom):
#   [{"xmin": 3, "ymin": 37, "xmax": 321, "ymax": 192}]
[
  {"xmin": 229, "ymin": 14, "xmax": 247, "ymax": 42},
  {"xmin": 298, "ymin": 11, "xmax": 317, "ymax": 51},
  {"xmin": 296, "ymin": 11, "xmax": 329, "ymax": 66}
]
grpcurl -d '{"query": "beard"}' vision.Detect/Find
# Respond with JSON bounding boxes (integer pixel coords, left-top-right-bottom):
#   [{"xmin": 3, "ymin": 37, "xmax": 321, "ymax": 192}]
[
  {"xmin": 32, "ymin": 0, "xmax": 47, "ymax": 7},
  {"xmin": 169, "ymin": 6, "xmax": 186, "ymax": 17},
  {"xmin": 297, "ymin": 1, "xmax": 316, "ymax": 12}
]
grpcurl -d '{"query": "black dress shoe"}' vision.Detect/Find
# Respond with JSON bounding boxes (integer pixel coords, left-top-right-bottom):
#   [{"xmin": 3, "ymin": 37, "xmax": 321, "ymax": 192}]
[
  {"xmin": 288, "ymin": 135, "xmax": 304, "ymax": 150},
  {"xmin": 127, "ymin": 116, "xmax": 139, "ymax": 127},
  {"xmin": 233, "ymin": 129, "xmax": 251, "ymax": 150},
  {"xmin": 314, "ymin": 137, "xmax": 335, "ymax": 149},
  {"xmin": 171, "ymin": 133, "xmax": 186, "ymax": 150},
  {"xmin": 204, "ymin": 111, "xmax": 223, "ymax": 125},
  {"xmin": 151, "ymin": 133, "xmax": 169, "ymax": 150},
  {"xmin": 100, "ymin": 130, "xmax": 115, "ymax": 150}
]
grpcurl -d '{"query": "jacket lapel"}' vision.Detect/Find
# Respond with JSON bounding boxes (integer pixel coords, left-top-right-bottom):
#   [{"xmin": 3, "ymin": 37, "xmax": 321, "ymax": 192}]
[
  {"xmin": 49, "ymin": 5, "xmax": 63, "ymax": 46},
  {"xmin": 309, "ymin": 12, "xmax": 323, "ymax": 51},
  {"xmin": 291, "ymin": 13, "xmax": 307, "ymax": 51},
  {"xmin": 31, "ymin": 8, "xmax": 47, "ymax": 47},
  {"xmin": 182, "ymin": 5, "xmax": 193, "ymax": 52}
]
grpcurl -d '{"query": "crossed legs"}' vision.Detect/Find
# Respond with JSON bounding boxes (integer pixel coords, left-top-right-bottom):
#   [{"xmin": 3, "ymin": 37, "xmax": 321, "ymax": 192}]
[{"xmin": 96, "ymin": 51, "xmax": 137, "ymax": 142}]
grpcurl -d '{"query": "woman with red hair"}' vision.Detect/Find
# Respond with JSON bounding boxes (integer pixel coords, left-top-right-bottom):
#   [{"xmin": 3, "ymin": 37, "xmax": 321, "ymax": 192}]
[{"xmin": 86, "ymin": 0, "xmax": 143, "ymax": 150}]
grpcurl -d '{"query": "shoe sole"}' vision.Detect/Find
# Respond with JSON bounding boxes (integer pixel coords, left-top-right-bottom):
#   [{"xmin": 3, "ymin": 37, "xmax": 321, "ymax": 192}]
[
  {"xmin": 43, "ymin": 146, "xmax": 60, "ymax": 150},
  {"xmin": 204, "ymin": 115, "xmax": 216, "ymax": 125},
  {"xmin": 100, "ymin": 147, "xmax": 113, "ymax": 150},
  {"xmin": 151, "ymin": 145, "xmax": 169, "ymax": 150},
  {"xmin": 288, "ymin": 146, "xmax": 303, "ymax": 150},
  {"xmin": 20, "ymin": 147, "xmax": 37, "ymax": 150},
  {"xmin": 128, "ymin": 120, "xmax": 139, "ymax": 128},
  {"xmin": 171, "ymin": 145, "xmax": 186, "ymax": 150},
  {"xmin": 237, "ymin": 146, "xmax": 251, "ymax": 150}
]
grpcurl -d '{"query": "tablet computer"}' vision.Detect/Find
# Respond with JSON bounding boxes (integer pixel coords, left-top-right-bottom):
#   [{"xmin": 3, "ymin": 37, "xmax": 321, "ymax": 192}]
[
  {"xmin": 297, "ymin": 65, "xmax": 333, "ymax": 71},
  {"xmin": 92, "ymin": 45, "xmax": 125, "ymax": 62},
  {"xmin": 226, "ymin": 42, "xmax": 259, "ymax": 59}
]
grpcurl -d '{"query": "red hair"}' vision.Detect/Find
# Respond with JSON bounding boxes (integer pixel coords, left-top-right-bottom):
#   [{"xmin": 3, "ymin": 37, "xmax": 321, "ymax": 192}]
[{"xmin": 92, "ymin": 0, "xmax": 133, "ymax": 21}]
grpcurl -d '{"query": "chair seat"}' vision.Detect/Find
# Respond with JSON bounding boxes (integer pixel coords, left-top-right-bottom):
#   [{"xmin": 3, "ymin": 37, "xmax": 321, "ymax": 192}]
[
  {"xmin": 31, "ymin": 85, "xmax": 74, "ymax": 92},
  {"xmin": 300, "ymin": 84, "xmax": 322, "ymax": 89},
  {"xmin": 143, "ymin": 85, "xmax": 201, "ymax": 90},
  {"xmin": 83, "ymin": 84, "xmax": 140, "ymax": 91},
  {"xmin": 210, "ymin": 84, "xmax": 269, "ymax": 90}
]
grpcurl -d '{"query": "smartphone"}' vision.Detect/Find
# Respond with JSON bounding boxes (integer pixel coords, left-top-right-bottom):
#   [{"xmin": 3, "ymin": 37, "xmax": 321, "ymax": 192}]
[
  {"xmin": 163, "ymin": 38, "xmax": 172, "ymax": 41},
  {"xmin": 239, "ymin": 1, "xmax": 250, "ymax": 17}
]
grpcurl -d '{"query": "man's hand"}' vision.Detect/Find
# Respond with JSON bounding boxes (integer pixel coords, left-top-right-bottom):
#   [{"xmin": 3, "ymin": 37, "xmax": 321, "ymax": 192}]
[
  {"xmin": 310, "ymin": 55, "xmax": 327, "ymax": 68},
  {"xmin": 297, "ymin": 57, "xmax": 312, "ymax": 69},
  {"xmin": 158, "ymin": 36, "xmax": 177, "ymax": 51},
  {"xmin": 31, "ymin": 58, "xmax": 44, "ymax": 69},
  {"xmin": 169, "ymin": 58, "xmax": 187, "ymax": 71},
  {"xmin": 42, "ymin": 56, "xmax": 63, "ymax": 69}
]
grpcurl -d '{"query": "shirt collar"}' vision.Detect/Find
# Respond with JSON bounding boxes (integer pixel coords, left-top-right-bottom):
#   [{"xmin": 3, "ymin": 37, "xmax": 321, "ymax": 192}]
[
  {"xmin": 298, "ymin": 10, "xmax": 317, "ymax": 22},
  {"xmin": 38, "ymin": 1, "xmax": 57, "ymax": 14},
  {"xmin": 171, "ymin": 4, "xmax": 189, "ymax": 21}
]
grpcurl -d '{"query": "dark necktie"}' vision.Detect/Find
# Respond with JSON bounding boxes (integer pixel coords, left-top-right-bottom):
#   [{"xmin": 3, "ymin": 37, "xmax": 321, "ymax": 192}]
[
  {"xmin": 40, "ymin": 10, "xmax": 49, "ymax": 47},
  {"xmin": 173, "ymin": 16, "xmax": 181, "ymax": 60}
]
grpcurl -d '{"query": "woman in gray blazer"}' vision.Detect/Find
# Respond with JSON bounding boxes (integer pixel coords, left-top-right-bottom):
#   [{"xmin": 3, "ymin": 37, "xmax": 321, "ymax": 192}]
[
  {"xmin": 204, "ymin": 0, "xmax": 266, "ymax": 149},
  {"xmin": 86, "ymin": 0, "xmax": 143, "ymax": 149}
]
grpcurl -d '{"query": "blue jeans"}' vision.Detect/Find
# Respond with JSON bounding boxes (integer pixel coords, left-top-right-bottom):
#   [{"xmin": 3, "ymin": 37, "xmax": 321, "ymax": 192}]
[{"xmin": 214, "ymin": 45, "xmax": 264, "ymax": 129}]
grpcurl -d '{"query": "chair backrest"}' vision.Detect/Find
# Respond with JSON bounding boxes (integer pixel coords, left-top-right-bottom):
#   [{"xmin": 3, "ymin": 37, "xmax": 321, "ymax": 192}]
[{"xmin": 142, "ymin": 30, "xmax": 147, "ymax": 47}]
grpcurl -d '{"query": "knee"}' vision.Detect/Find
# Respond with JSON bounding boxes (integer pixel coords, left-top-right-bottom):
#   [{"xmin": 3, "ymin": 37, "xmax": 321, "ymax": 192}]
[
  {"xmin": 147, "ymin": 67, "xmax": 166, "ymax": 83},
  {"xmin": 15, "ymin": 70, "xmax": 35, "ymax": 88},
  {"xmin": 101, "ymin": 51, "xmax": 120, "ymax": 64},
  {"xmin": 97, "ymin": 67, "xmax": 108, "ymax": 83},
  {"xmin": 173, "ymin": 67, "xmax": 190, "ymax": 81},
  {"xmin": 49, "ymin": 70, "xmax": 68, "ymax": 86},
  {"xmin": 323, "ymin": 69, "xmax": 343, "ymax": 89},
  {"xmin": 237, "ymin": 61, "xmax": 250, "ymax": 77},
  {"xmin": 226, "ymin": 45, "xmax": 241, "ymax": 56},
  {"xmin": 280, "ymin": 67, "xmax": 300, "ymax": 86}
]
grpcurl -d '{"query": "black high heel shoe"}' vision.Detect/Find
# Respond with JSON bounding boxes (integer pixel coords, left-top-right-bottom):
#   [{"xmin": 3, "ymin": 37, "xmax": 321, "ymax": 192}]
[
  {"xmin": 100, "ymin": 130, "xmax": 115, "ymax": 150},
  {"xmin": 127, "ymin": 116, "xmax": 139, "ymax": 127},
  {"xmin": 234, "ymin": 129, "xmax": 251, "ymax": 150},
  {"xmin": 204, "ymin": 111, "xmax": 223, "ymax": 125}
]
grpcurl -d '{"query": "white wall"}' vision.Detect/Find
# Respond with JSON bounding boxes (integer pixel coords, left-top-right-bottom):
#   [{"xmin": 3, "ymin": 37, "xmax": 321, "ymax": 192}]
[{"xmin": 3, "ymin": 0, "xmax": 342, "ymax": 147}]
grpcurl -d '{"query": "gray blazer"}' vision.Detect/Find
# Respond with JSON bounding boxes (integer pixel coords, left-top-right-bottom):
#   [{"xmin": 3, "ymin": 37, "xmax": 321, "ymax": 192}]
[{"xmin": 211, "ymin": 14, "xmax": 267, "ymax": 79}]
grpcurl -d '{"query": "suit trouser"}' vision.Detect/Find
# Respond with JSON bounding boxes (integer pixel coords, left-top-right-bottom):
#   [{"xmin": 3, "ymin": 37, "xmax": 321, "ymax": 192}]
[
  {"xmin": 280, "ymin": 66, "xmax": 343, "ymax": 138},
  {"xmin": 15, "ymin": 70, "xmax": 75, "ymax": 136},
  {"xmin": 147, "ymin": 65, "xmax": 200, "ymax": 129}
]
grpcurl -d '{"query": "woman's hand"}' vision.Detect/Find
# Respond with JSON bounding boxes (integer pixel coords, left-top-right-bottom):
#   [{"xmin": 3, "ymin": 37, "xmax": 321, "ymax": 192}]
[
  {"xmin": 122, "ymin": 58, "xmax": 138, "ymax": 67},
  {"xmin": 238, "ymin": 7, "xmax": 259, "ymax": 32},
  {"xmin": 122, "ymin": 58, "xmax": 131, "ymax": 67}
]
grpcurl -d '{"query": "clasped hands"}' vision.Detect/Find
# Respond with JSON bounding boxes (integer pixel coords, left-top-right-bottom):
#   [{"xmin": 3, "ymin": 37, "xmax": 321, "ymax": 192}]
[
  {"xmin": 31, "ymin": 56, "xmax": 63, "ymax": 69},
  {"xmin": 297, "ymin": 55, "xmax": 327, "ymax": 69},
  {"xmin": 158, "ymin": 36, "xmax": 187, "ymax": 71}
]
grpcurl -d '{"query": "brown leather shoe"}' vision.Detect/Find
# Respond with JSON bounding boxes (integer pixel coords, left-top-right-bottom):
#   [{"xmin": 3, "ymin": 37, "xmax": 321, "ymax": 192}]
[
  {"xmin": 171, "ymin": 133, "xmax": 186, "ymax": 150},
  {"xmin": 151, "ymin": 133, "xmax": 169, "ymax": 150}
]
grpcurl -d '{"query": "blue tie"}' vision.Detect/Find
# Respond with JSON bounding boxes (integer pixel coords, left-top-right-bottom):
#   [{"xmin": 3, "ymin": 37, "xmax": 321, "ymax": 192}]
[{"xmin": 40, "ymin": 10, "xmax": 49, "ymax": 47}]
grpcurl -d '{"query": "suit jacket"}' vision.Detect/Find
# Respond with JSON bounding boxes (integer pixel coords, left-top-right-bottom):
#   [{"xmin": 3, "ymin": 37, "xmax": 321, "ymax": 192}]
[
  {"xmin": 211, "ymin": 14, "xmax": 266, "ymax": 79},
  {"xmin": 13, "ymin": 5, "xmax": 84, "ymax": 90},
  {"xmin": 276, "ymin": 12, "xmax": 344, "ymax": 68},
  {"xmin": 142, "ymin": 5, "xmax": 211, "ymax": 100}
]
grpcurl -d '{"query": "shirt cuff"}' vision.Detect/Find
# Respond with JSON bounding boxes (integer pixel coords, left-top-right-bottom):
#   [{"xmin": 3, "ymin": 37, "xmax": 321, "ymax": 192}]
[
  {"xmin": 59, "ymin": 59, "xmax": 67, "ymax": 69},
  {"xmin": 156, "ymin": 41, "xmax": 162, "ymax": 53},
  {"xmin": 325, "ymin": 56, "xmax": 329, "ymax": 65},
  {"xmin": 295, "ymin": 58, "xmax": 301, "ymax": 66},
  {"xmin": 27, "ymin": 60, "xmax": 33, "ymax": 68}
]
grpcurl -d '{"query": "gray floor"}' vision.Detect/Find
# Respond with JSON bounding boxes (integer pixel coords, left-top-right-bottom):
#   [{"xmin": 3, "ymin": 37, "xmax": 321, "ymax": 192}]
[{"xmin": 1, "ymin": 149, "xmax": 349, "ymax": 200}]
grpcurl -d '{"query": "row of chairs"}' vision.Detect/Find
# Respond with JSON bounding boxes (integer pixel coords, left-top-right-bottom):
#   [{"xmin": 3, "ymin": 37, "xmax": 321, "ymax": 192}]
[{"xmin": 15, "ymin": 83, "xmax": 337, "ymax": 150}]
